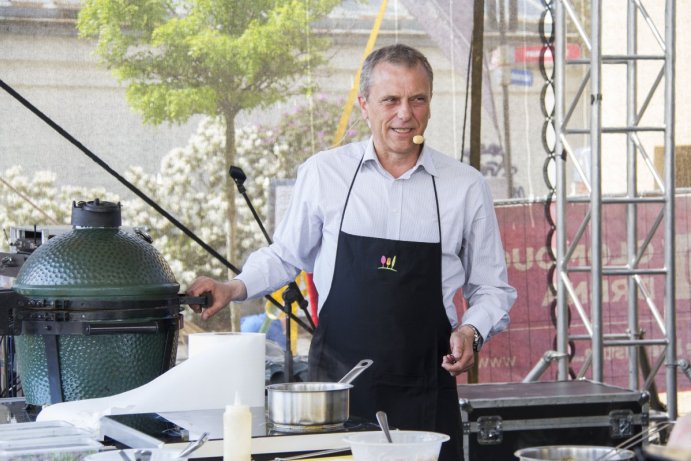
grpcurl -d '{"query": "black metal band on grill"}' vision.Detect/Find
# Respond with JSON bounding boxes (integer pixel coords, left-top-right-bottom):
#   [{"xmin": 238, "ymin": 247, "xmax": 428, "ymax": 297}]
[
  {"xmin": 20, "ymin": 317, "xmax": 180, "ymax": 336},
  {"xmin": 2, "ymin": 292, "xmax": 205, "ymax": 338},
  {"xmin": 44, "ymin": 335, "xmax": 63, "ymax": 404},
  {"xmin": 15, "ymin": 294, "xmax": 209, "ymax": 310}
]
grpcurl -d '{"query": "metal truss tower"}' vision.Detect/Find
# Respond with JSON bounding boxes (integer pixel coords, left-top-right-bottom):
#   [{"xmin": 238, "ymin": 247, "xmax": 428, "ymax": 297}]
[{"xmin": 553, "ymin": 0, "xmax": 678, "ymax": 419}]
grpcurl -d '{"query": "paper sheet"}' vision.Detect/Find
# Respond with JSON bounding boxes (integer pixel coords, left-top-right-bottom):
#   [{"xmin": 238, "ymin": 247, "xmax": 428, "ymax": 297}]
[{"xmin": 36, "ymin": 332, "xmax": 265, "ymax": 435}]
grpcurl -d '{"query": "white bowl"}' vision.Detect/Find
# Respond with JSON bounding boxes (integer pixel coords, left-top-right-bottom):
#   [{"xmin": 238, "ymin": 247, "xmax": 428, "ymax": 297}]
[
  {"xmin": 344, "ymin": 430, "xmax": 450, "ymax": 461},
  {"xmin": 84, "ymin": 448, "xmax": 187, "ymax": 461}
]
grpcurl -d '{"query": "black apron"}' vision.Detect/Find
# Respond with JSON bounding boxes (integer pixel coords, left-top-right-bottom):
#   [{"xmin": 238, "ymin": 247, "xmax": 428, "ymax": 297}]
[{"xmin": 308, "ymin": 157, "xmax": 463, "ymax": 461}]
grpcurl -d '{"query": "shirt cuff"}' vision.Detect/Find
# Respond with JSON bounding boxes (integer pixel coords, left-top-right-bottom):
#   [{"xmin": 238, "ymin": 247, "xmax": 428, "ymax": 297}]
[
  {"xmin": 461, "ymin": 307, "xmax": 493, "ymax": 341},
  {"xmin": 234, "ymin": 272, "xmax": 265, "ymax": 300}
]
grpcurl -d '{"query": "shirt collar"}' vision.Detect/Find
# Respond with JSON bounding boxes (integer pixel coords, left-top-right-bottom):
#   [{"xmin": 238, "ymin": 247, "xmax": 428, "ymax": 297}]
[{"xmin": 362, "ymin": 137, "xmax": 439, "ymax": 178}]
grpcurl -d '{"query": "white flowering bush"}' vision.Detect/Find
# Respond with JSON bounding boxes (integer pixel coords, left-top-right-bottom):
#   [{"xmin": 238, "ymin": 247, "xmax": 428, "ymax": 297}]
[{"xmin": 0, "ymin": 166, "xmax": 119, "ymax": 236}]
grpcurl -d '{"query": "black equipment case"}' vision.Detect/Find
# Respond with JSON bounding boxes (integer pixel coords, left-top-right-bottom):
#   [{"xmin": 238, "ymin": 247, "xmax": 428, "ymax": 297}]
[{"xmin": 457, "ymin": 380, "xmax": 649, "ymax": 461}]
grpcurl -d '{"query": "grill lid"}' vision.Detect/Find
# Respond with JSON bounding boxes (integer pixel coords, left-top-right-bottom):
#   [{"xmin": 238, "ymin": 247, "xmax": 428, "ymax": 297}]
[{"xmin": 13, "ymin": 199, "xmax": 179, "ymax": 299}]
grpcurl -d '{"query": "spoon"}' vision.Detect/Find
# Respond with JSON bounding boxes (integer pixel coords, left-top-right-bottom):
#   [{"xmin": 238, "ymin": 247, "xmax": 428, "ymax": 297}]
[
  {"xmin": 375, "ymin": 410, "xmax": 393, "ymax": 443},
  {"xmin": 177, "ymin": 432, "xmax": 209, "ymax": 458}
]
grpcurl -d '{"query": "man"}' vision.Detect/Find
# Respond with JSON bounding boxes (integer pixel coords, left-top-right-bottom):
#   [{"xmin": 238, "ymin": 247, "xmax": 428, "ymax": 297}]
[{"xmin": 187, "ymin": 43, "xmax": 516, "ymax": 461}]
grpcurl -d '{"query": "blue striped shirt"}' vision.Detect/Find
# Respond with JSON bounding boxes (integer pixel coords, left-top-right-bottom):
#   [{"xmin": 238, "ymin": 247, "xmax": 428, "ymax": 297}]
[{"xmin": 237, "ymin": 138, "xmax": 516, "ymax": 341}]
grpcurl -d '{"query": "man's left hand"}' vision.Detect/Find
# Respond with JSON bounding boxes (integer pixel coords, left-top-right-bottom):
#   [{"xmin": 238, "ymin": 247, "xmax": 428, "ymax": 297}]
[{"xmin": 442, "ymin": 325, "xmax": 476, "ymax": 376}]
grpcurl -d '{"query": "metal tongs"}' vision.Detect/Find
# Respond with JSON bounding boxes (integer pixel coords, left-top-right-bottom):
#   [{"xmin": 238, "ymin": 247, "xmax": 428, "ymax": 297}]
[
  {"xmin": 596, "ymin": 420, "xmax": 676, "ymax": 461},
  {"xmin": 177, "ymin": 432, "xmax": 210, "ymax": 458}
]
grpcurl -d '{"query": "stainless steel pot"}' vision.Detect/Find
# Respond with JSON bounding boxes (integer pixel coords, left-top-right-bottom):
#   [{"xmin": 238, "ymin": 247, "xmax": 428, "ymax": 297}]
[
  {"xmin": 514, "ymin": 446, "xmax": 635, "ymax": 461},
  {"xmin": 266, "ymin": 359, "xmax": 373, "ymax": 431}
]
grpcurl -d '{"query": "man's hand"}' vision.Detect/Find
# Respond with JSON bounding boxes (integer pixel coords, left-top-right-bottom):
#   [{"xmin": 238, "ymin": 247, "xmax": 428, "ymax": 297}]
[
  {"xmin": 441, "ymin": 325, "xmax": 476, "ymax": 376},
  {"xmin": 186, "ymin": 277, "xmax": 248, "ymax": 320}
]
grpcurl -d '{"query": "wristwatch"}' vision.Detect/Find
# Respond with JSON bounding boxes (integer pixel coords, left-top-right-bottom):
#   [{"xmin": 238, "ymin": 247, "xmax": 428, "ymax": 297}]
[{"xmin": 467, "ymin": 324, "xmax": 484, "ymax": 352}]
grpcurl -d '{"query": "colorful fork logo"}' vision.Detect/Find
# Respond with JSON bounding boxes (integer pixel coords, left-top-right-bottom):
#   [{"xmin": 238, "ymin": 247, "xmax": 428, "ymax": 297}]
[{"xmin": 378, "ymin": 255, "xmax": 397, "ymax": 272}]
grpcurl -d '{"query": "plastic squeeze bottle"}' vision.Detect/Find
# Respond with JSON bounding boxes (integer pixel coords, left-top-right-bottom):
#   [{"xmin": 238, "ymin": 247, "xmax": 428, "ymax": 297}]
[{"xmin": 223, "ymin": 393, "xmax": 252, "ymax": 461}]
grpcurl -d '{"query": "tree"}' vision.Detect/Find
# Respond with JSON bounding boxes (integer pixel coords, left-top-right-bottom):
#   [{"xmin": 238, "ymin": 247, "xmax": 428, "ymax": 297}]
[{"xmin": 77, "ymin": 0, "xmax": 342, "ymax": 267}]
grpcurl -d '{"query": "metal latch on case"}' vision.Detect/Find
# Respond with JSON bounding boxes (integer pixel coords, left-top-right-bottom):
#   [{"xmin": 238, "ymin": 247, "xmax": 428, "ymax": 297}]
[
  {"xmin": 477, "ymin": 415, "xmax": 503, "ymax": 445},
  {"xmin": 609, "ymin": 409, "xmax": 634, "ymax": 439}
]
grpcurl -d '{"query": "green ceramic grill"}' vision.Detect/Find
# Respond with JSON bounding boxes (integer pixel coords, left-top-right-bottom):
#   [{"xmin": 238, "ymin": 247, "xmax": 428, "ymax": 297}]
[{"xmin": 12, "ymin": 199, "xmax": 185, "ymax": 405}]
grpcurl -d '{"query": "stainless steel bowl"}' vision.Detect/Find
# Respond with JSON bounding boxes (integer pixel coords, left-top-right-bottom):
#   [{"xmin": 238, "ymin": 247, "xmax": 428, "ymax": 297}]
[{"xmin": 514, "ymin": 445, "xmax": 635, "ymax": 461}]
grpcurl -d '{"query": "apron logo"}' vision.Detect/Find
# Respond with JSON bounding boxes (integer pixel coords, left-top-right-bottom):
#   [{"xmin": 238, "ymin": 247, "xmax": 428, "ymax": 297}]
[{"xmin": 378, "ymin": 255, "xmax": 398, "ymax": 272}]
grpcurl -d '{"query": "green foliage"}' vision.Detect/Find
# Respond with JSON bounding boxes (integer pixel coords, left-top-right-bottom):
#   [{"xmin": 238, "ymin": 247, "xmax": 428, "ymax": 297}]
[{"xmin": 77, "ymin": 0, "xmax": 342, "ymax": 123}]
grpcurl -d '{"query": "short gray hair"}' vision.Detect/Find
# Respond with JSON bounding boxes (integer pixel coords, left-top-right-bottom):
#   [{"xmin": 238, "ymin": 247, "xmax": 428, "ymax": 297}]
[{"xmin": 359, "ymin": 44, "xmax": 434, "ymax": 100}]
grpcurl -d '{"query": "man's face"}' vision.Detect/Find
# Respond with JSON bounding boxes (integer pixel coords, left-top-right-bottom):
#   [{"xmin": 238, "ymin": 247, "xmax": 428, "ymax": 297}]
[{"xmin": 358, "ymin": 61, "xmax": 432, "ymax": 159}]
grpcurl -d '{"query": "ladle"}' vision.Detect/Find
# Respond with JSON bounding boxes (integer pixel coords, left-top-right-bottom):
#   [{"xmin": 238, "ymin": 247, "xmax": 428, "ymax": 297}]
[{"xmin": 376, "ymin": 410, "xmax": 393, "ymax": 443}]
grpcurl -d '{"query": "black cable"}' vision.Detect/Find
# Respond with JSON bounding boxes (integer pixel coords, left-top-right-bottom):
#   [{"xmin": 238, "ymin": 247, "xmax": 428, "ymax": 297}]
[{"xmin": 0, "ymin": 78, "xmax": 291, "ymax": 316}]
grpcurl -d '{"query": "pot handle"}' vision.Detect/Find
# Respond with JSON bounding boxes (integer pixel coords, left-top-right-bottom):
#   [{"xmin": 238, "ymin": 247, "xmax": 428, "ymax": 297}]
[{"xmin": 337, "ymin": 359, "xmax": 374, "ymax": 384}]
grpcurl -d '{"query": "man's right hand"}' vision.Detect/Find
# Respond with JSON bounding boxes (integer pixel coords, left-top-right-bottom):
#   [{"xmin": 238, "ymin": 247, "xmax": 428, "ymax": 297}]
[{"xmin": 186, "ymin": 276, "xmax": 248, "ymax": 320}]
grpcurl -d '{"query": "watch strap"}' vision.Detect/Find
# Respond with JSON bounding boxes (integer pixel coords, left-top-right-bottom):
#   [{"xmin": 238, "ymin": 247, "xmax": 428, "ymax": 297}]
[{"xmin": 468, "ymin": 324, "xmax": 483, "ymax": 352}]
